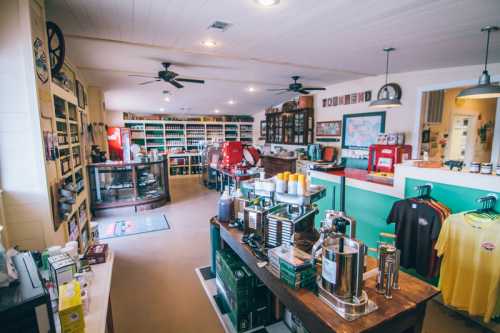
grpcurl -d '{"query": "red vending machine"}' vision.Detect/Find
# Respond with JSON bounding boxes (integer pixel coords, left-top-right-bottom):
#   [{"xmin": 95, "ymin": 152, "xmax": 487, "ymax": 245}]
[
  {"xmin": 107, "ymin": 127, "xmax": 131, "ymax": 162},
  {"xmin": 368, "ymin": 144, "xmax": 412, "ymax": 173}
]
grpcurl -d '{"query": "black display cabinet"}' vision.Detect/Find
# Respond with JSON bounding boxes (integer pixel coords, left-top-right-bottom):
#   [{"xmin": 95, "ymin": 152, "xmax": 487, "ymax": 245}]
[{"xmin": 265, "ymin": 108, "xmax": 313, "ymax": 145}]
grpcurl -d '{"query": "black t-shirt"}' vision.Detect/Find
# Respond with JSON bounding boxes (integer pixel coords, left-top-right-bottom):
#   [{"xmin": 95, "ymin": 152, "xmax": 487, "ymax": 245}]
[{"xmin": 387, "ymin": 199, "xmax": 442, "ymax": 276}]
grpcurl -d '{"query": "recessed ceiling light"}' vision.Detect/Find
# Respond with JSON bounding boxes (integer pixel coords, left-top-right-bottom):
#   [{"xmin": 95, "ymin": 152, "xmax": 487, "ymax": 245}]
[
  {"xmin": 254, "ymin": 0, "xmax": 280, "ymax": 7},
  {"xmin": 201, "ymin": 39, "xmax": 217, "ymax": 48},
  {"xmin": 160, "ymin": 107, "xmax": 165, "ymax": 112},
  {"xmin": 164, "ymin": 96, "xmax": 170, "ymax": 102},
  {"xmin": 247, "ymin": 86, "xmax": 256, "ymax": 92},
  {"xmin": 214, "ymin": 109, "xmax": 220, "ymax": 114},
  {"xmin": 228, "ymin": 99, "xmax": 236, "ymax": 105}
]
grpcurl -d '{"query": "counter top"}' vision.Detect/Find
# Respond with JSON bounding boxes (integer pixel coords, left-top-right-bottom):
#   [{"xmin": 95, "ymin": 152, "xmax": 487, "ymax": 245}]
[
  {"xmin": 261, "ymin": 154, "xmax": 297, "ymax": 160},
  {"xmin": 310, "ymin": 162, "xmax": 500, "ymax": 199},
  {"xmin": 88, "ymin": 159, "xmax": 166, "ymax": 167},
  {"xmin": 323, "ymin": 168, "xmax": 393, "ymax": 187},
  {"xmin": 85, "ymin": 249, "xmax": 114, "ymax": 333}
]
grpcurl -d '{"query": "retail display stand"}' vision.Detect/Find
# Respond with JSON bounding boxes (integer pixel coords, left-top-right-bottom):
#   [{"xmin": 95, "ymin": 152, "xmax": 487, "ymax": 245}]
[
  {"xmin": 125, "ymin": 120, "xmax": 254, "ymax": 155},
  {"xmin": 51, "ymin": 82, "xmax": 91, "ymax": 253},
  {"xmin": 210, "ymin": 218, "xmax": 439, "ymax": 333}
]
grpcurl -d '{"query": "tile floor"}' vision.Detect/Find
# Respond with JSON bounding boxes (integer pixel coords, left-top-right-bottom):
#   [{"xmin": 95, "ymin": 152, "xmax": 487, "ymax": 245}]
[{"xmin": 97, "ymin": 177, "xmax": 493, "ymax": 333}]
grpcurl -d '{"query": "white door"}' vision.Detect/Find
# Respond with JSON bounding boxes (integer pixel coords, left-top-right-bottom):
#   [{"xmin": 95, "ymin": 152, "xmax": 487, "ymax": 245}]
[{"xmin": 447, "ymin": 115, "xmax": 475, "ymax": 164}]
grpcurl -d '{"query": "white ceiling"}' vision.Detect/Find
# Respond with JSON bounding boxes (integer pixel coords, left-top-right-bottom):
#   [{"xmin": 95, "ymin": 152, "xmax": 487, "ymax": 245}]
[{"xmin": 46, "ymin": 0, "xmax": 500, "ymax": 115}]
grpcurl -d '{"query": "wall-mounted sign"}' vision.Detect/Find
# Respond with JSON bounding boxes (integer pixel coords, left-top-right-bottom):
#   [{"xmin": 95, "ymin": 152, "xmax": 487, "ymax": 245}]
[
  {"xmin": 316, "ymin": 121, "xmax": 342, "ymax": 137},
  {"xmin": 33, "ymin": 37, "xmax": 49, "ymax": 84},
  {"xmin": 322, "ymin": 91, "xmax": 372, "ymax": 108}
]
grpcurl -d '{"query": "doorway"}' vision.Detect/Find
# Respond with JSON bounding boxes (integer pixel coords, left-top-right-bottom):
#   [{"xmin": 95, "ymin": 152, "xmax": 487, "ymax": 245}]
[{"xmin": 447, "ymin": 115, "xmax": 474, "ymax": 164}]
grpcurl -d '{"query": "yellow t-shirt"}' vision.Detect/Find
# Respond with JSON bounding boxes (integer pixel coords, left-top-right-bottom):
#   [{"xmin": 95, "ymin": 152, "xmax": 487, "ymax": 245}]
[{"xmin": 435, "ymin": 213, "xmax": 500, "ymax": 322}]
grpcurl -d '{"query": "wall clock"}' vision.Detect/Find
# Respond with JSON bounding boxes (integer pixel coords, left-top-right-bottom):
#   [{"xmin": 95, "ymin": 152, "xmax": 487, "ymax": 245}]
[{"xmin": 377, "ymin": 83, "xmax": 402, "ymax": 100}]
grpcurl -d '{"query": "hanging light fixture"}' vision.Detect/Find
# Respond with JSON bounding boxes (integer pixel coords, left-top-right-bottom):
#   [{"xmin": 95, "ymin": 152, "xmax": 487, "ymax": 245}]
[
  {"xmin": 458, "ymin": 26, "xmax": 500, "ymax": 99},
  {"xmin": 369, "ymin": 47, "xmax": 402, "ymax": 109}
]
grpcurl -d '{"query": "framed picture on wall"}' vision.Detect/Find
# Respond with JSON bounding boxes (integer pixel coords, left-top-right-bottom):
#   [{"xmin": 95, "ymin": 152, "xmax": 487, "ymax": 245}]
[
  {"xmin": 316, "ymin": 121, "xmax": 342, "ymax": 137},
  {"xmin": 76, "ymin": 80, "xmax": 85, "ymax": 109},
  {"xmin": 260, "ymin": 120, "xmax": 267, "ymax": 139},
  {"xmin": 342, "ymin": 111, "xmax": 386, "ymax": 149}
]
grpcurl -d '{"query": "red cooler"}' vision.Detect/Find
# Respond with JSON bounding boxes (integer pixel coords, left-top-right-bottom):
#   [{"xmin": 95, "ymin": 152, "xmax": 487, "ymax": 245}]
[{"xmin": 368, "ymin": 144, "xmax": 412, "ymax": 173}]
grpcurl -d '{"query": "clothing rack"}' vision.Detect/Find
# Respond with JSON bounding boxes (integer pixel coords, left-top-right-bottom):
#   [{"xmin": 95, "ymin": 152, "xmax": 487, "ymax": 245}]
[
  {"xmin": 414, "ymin": 183, "xmax": 433, "ymax": 199},
  {"xmin": 476, "ymin": 193, "xmax": 498, "ymax": 212}
]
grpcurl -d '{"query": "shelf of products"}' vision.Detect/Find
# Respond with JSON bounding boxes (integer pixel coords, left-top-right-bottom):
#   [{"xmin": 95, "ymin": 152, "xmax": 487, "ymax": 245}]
[
  {"xmin": 125, "ymin": 120, "xmax": 253, "ymax": 152},
  {"xmin": 50, "ymin": 91, "xmax": 91, "ymax": 250},
  {"xmin": 265, "ymin": 108, "xmax": 313, "ymax": 145},
  {"xmin": 88, "ymin": 159, "xmax": 170, "ymax": 211},
  {"xmin": 168, "ymin": 153, "xmax": 206, "ymax": 177}
]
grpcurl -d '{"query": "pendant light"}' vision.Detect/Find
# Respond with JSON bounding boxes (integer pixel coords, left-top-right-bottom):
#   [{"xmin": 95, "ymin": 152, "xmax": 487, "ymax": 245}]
[
  {"xmin": 370, "ymin": 47, "xmax": 402, "ymax": 109},
  {"xmin": 457, "ymin": 26, "xmax": 500, "ymax": 99}
]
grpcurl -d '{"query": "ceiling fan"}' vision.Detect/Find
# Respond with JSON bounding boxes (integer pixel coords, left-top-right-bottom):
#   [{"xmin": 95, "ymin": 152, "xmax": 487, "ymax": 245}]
[
  {"xmin": 268, "ymin": 76, "xmax": 326, "ymax": 95},
  {"xmin": 129, "ymin": 62, "xmax": 205, "ymax": 88}
]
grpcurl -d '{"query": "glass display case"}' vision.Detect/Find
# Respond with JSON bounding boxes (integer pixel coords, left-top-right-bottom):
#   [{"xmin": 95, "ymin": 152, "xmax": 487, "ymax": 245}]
[{"xmin": 88, "ymin": 159, "xmax": 170, "ymax": 212}]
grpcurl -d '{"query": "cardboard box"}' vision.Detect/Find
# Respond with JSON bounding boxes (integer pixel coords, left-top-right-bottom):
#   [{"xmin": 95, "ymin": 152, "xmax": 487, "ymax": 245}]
[
  {"xmin": 85, "ymin": 243, "xmax": 108, "ymax": 265},
  {"xmin": 59, "ymin": 280, "xmax": 85, "ymax": 333},
  {"xmin": 49, "ymin": 254, "xmax": 77, "ymax": 292}
]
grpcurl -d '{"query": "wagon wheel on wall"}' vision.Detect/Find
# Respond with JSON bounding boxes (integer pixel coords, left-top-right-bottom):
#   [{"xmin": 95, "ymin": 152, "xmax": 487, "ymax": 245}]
[{"xmin": 46, "ymin": 21, "xmax": 65, "ymax": 76}]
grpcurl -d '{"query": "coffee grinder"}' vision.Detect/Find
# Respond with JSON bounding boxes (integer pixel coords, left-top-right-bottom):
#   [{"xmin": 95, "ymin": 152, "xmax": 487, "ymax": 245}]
[{"xmin": 313, "ymin": 177, "xmax": 377, "ymax": 321}]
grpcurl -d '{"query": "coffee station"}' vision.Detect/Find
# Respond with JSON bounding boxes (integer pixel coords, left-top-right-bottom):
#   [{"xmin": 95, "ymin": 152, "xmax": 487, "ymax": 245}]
[{"xmin": 209, "ymin": 168, "xmax": 439, "ymax": 333}]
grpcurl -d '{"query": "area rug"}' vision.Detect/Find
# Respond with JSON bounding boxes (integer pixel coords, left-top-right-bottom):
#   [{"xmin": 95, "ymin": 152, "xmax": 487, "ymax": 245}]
[{"xmin": 98, "ymin": 213, "xmax": 170, "ymax": 239}]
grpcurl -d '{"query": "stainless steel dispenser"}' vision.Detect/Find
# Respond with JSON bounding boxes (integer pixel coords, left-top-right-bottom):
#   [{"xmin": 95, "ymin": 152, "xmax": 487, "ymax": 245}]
[
  {"xmin": 375, "ymin": 243, "xmax": 400, "ymax": 299},
  {"xmin": 314, "ymin": 176, "xmax": 377, "ymax": 321}
]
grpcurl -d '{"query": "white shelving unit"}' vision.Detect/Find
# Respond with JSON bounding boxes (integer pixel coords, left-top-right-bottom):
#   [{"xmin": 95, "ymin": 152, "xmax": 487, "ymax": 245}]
[
  {"xmin": 125, "ymin": 120, "xmax": 254, "ymax": 153},
  {"xmin": 168, "ymin": 152, "xmax": 205, "ymax": 178}
]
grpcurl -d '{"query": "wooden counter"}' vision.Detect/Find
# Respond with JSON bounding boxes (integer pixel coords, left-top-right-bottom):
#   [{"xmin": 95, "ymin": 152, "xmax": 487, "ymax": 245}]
[
  {"xmin": 261, "ymin": 155, "xmax": 297, "ymax": 176},
  {"xmin": 212, "ymin": 219, "xmax": 439, "ymax": 333},
  {"xmin": 85, "ymin": 250, "xmax": 115, "ymax": 333}
]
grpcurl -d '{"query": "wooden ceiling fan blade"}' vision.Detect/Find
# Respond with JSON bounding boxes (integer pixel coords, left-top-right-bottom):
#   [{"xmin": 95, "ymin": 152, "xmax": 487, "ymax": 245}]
[
  {"xmin": 298, "ymin": 90, "xmax": 310, "ymax": 94},
  {"xmin": 176, "ymin": 78, "xmax": 205, "ymax": 84},
  {"xmin": 169, "ymin": 80, "xmax": 184, "ymax": 89},
  {"xmin": 302, "ymin": 87, "xmax": 326, "ymax": 91},
  {"xmin": 129, "ymin": 74, "xmax": 158, "ymax": 78},
  {"xmin": 139, "ymin": 79, "xmax": 160, "ymax": 85}
]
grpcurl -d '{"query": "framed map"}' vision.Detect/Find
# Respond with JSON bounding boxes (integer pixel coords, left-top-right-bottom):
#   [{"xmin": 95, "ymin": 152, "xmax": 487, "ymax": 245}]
[{"xmin": 342, "ymin": 112, "xmax": 386, "ymax": 149}]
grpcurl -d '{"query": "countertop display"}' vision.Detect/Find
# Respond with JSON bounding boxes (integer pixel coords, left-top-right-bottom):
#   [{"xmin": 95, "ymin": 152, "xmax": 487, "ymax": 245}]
[
  {"xmin": 88, "ymin": 159, "xmax": 170, "ymax": 212},
  {"xmin": 212, "ymin": 218, "xmax": 439, "ymax": 333},
  {"xmin": 84, "ymin": 250, "xmax": 115, "ymax": 333}
]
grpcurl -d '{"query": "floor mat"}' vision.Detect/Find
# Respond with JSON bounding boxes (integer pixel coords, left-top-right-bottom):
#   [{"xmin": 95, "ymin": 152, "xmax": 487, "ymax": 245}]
[
  {"xmin": 98, "ymin": 213, "xmax": 170, "ymax": 239},
  {"xmin": 199, "ymin": 266, "xmax": 215, "ymax": 280}
]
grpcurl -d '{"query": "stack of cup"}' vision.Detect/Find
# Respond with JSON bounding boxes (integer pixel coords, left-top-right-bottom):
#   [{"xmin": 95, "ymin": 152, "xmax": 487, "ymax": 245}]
[
  {"xmin": 276, "ymin": 173, "xmax": 286, "ymax": 193},
  {"xmin": 297, "ymin": 174, "xmax": 307, "ymax": 195},
  {"xmin": 288, "ymin": 174, "xmax": 298, "ymax": 195}
]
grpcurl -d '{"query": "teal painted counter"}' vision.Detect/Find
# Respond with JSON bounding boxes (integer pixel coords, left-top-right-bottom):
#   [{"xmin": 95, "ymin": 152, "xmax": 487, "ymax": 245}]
[
  {"xmin": 311, "ymin": 175, "xmax": 500, "ymax": 252},
  {"xmin": 311, "ymin": 177, "xmax": 398, "ymax": 250},
  {"xmin": 404, "ymin": 178, "xmax": 500, "ymax": 213}
]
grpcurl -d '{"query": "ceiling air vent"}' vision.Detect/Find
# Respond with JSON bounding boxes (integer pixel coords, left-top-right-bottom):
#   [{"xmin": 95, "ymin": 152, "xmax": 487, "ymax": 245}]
[{"xmin": 208, "ymin": 21, "xmax": 232, "ymax": 31}]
